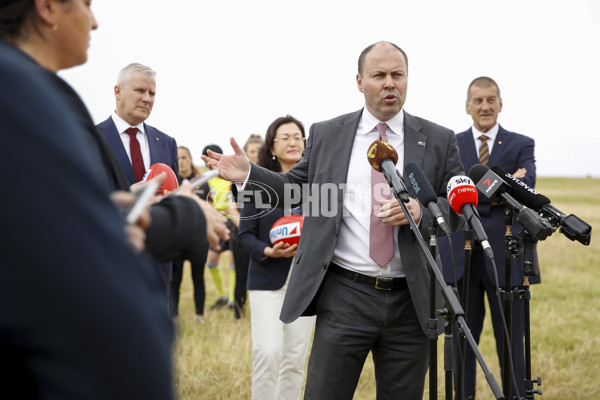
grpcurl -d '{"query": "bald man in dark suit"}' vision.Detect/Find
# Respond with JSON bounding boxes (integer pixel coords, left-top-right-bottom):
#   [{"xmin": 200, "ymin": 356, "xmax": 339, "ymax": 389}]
[{"xmin": 204, "ymin": 41, "xmax": 464, "ymax": 400}]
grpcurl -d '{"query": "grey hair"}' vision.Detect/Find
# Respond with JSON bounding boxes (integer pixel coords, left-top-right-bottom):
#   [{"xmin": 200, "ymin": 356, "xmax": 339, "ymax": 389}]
[
  {"xmin": 467, "ymin": 76, "xmax": 501, "ymax": 100},
  {"xmin": 116, "ymin": 63, "xmax": 156, "ymax": 87}
]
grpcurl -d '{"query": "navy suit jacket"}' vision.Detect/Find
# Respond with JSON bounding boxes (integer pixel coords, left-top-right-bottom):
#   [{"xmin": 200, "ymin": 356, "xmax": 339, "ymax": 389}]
[
  {"xmin": 97, "ymin": 117, "xmax": 179, "ymax": 282},
  {"xmin": 438, "ymin": 126, "xmax": 539, "ymax": 287},
  {"xmin": 96, "ymin": 117, "xmax": 179, "ymax": 185},
  {"xmin": 238, "ymin": 204, "xmax": 294, "ymax": 291},
  {"xmin": 0, "ymin": 40, "xmax": 173, "ymax": 399}
]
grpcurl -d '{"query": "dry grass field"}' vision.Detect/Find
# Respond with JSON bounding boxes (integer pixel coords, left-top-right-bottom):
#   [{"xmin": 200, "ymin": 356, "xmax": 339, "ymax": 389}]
[{"xmin": 173, "ymin": 177, "xmax": 600, "ymax": 399}]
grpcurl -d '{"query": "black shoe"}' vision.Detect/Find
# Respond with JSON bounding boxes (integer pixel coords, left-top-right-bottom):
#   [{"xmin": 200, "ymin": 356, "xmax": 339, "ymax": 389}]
[{"xmin": 210, "ymin": 297, "xmax": 228, "ymax": 310}]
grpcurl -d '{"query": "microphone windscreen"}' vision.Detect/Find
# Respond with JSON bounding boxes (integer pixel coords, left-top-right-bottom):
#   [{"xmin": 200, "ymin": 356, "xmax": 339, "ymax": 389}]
[
  {"xmin": 367, "ymin": 140, "xmax": 398, "ymax": 172},
  {"xmin": 405, "ymin": 162, "xmax": 437, "ymax": 204},
  {"xmin": 490, "ymin": 166, "xmax": 550, "ymax": 210},
  {"xmin": 468, "ymin": 163, "xmax": 490, "ymax": 184},
  {"xmin": 446, "ymin": 175, "xmax": 478, "ymax": 214}
]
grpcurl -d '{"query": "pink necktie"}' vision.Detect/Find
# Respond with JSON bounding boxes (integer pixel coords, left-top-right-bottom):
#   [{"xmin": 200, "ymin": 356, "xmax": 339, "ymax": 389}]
[
  {"xmin": 369, "ymin": 123, "xmax": 394, "ymax": 268},
  {"xmin": 126, "ymin": 127, "xmax": 146, "ymax": 182}
]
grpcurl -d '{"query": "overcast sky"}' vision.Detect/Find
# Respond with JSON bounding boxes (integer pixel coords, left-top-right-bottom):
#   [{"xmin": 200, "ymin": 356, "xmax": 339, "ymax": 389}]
[{"xmin": 60, "ymin": 0, "xmax": 600, "ymax": 177}]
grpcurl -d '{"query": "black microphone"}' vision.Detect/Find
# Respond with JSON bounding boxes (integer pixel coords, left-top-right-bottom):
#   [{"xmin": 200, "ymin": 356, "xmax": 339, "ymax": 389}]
[
  {"xmin": 367, "ymin": 140, "xmax": 409, "ymax": 202},
  {"xmin": 447, "ymin": 175, "xmax": 494, "ymax": 259},
  {"xmin": 491, "ymin": 166, "xmax": 591, "ymax": 245},
  {"xmin": 468, "ymin": 164, "xmax": 554, "ymax": 241},
  {"xmin": 405, "ymin": 161, "xmax": 450, "ymax": 235}
]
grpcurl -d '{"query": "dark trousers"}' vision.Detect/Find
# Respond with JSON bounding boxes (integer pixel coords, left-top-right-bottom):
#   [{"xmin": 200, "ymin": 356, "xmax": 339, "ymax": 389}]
[
  {"xmin": 230, "ymin": 238, "xmax": 250, "ymax": 319},
  {"xmin": 304, "ymin": 270, "xmax": 429, "ymax": 400},
  {"xmin": 169, "ymin": 252, "xmax": 207, "ymax": 317},
  {"xmin": 457, "ymin": 249, "xmax": 526, "ymax": 399}
]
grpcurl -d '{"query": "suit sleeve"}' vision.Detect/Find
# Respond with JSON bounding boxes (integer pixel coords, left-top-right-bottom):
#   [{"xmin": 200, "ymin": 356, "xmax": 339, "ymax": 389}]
[
  {"xmin": 517, "ymin": 136, "xmax": 536, "ymax": 188},
  {"xmin": 145, "ymin": 196, "xmax": 208, "ymax": 265},
  {"xmin": 238, "ymin": 203, "xmax": 273, "ymax": 263},
  {"xmin": 418, "ymin": 130, "xmax": 465, "ymax": 237}
]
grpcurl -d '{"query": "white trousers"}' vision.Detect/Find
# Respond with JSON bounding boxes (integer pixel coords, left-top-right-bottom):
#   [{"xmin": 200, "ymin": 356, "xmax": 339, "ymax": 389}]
[{"xmin": 250, "ymin": 281, "xmax": 315, "ymax": 400}]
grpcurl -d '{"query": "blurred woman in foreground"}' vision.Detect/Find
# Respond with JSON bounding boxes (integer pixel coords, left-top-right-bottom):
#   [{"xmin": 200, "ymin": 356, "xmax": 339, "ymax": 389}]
[{"xmin": 0, "ymin": 1, "xmax": 224, "ymax": 398}]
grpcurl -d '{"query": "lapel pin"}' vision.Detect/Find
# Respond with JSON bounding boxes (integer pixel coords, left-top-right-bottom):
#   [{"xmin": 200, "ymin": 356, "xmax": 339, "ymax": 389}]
[
  {"xmin": 156, "ymin": 137, "xmax": 160, "ymax": 141},
  {"xmin": 498, "ymin": 141, "xmax": 502, "ymax": 144},
  {"xmin": 417, "ymin": 141, "xmax": 425, "ymax": 147}
]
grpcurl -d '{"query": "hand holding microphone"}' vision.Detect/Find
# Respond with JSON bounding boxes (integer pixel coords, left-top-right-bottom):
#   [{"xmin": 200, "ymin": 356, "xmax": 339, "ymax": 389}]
[
  {"xmin": 367, "ymin": 140, "xmax": 422, "ymax": 226},
  {"xmin": 447, "ymin": 175, "xmax": 495, "ymax": 260}
]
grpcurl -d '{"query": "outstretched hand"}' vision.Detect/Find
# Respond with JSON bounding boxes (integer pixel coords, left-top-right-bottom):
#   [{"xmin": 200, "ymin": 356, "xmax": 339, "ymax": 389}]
[{"xmin": 201, "ymin": 137, "xmax": 251, "ymax": 183}]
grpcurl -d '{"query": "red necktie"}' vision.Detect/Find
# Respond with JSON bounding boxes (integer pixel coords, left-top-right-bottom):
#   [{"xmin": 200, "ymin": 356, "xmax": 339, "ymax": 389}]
[
  {"xmin": 126, "ymin": 127, "xmax": 146, "ymax": 182},
  {"xmin": 369, "ymin": 123, "xmax": 394, "ymax": 268}
]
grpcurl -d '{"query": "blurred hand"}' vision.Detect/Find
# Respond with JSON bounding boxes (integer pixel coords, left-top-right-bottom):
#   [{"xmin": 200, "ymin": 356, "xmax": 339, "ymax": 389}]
[
  {"xmin": 110, "ymin": 190, "xmax": 150, "ymax": 253},
  {"xmin": 377, "ymin": 197, "xmax": 422, "ymax": 226},
  {"xmin": 512, "ymin": 168, "xmax": 527, "ymax": 179},
  {"xmin": 178, "ymin": 179, "xmax": 230, "ymax": 250},
  {"xmin": 130, "ymin": 171, "xmax": 167, "ymax": 198},
  {"xmin": 200, "ymin": 137, "xmax": 250, "ymax": 183},
  {"xmin": 263, "ymin": 242, "xmax": 298, "ymax": 258}
]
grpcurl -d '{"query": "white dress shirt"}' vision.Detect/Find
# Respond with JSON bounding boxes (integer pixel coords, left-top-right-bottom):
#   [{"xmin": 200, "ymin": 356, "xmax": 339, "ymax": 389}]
[
  {"xmin": 331, "ymin": 109, "xmax": 406, "ymax": 278},
  {"xmin": 471, "ymin": 123, "xmax": 499, "ymax": 156},
  {"xmin": 111, "ymin": 112, "xmax": 151, "ymax": 171}
]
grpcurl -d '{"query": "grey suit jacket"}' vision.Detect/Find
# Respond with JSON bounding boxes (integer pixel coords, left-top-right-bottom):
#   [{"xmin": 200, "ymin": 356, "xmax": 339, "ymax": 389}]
[{"xmin": 245, "ymin": 109, "xmax": 464, "ymax": 334}]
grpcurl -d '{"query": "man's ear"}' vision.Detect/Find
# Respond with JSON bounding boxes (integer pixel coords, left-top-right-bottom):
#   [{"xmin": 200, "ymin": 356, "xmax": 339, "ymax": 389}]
[{"xmin": 356, "ymin": 73, "xmax": 364, "ymax": 93}]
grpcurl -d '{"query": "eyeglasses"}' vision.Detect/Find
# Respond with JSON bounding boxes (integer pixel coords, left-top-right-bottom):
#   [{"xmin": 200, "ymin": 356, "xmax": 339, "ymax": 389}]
[{"xmin": 273, "ymin": 136, "xmax": 306, "ymax": 145}]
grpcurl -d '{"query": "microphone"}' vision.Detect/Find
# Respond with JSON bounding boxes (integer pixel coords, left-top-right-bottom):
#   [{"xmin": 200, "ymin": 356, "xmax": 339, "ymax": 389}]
[
  {"xmin": 367, "ymin": 140, "xmax": 409, "ymax": 202},
  {"xmin": 447, "ymin": 175, "xmax": 495, "ymax": 260},
  {"xmin": 405, "ymin": 161, "xmax": 450, "ymax": 235},
  {"xmin": 468, "ymin": 164, "xmax": 554, "ymax": 241},
  {"xmin": 491, "ymin": 166, "xmax": 591, "ymax": 245}
]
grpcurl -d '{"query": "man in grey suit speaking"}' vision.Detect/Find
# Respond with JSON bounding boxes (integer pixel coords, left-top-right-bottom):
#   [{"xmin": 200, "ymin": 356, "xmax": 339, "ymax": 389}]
[{"xmin": 204, "ymin": 41, "xmax": 464, "ymax": 399}]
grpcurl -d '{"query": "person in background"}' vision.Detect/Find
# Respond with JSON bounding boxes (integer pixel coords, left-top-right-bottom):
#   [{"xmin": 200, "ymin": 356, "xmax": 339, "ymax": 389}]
[
  {"xmin": 438, "ymin": 76, "xmax": 537, "ymax": 399},
  {"xmin": 238, "ymin": 115, "xmax": 315, "ymax": 400},
  {"xmin": 243, "ymin": 134, "xmax": 263, "ymax": 164},
  {"xmin": 169, "ymin": 146, "xmax": 209, "ymax": 322},
  {"xmin": 97, "ymin": 62, "xmax": 179, "ymax": 288},
  {"xmin": 230, "ymin": 134, "xmax": 264, "ymax": 321},
  {"xmin": 200, "ymin": 144, "xmax": 236, "ymax": 310}
]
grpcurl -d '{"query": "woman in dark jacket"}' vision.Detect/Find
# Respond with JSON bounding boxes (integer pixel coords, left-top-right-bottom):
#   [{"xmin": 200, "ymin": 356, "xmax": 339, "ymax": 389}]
[{"xmin": 238, "ymin": 116, "xmax": 315, "ymax": 400}]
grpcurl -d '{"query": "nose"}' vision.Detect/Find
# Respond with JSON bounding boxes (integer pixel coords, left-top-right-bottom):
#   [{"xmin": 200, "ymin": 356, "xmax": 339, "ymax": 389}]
[
  {"xmin": 91, "ymin": 11, "xmax": 98, "ymax": 31},
  {"xmin": 383, "ymin": 73, "xmax": 395, "ymax": 90}
]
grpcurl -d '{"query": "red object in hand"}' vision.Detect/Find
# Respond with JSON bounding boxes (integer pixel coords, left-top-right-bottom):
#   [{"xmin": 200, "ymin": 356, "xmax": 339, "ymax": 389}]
[
  {"xmin": 144, "ymin": 163, "xmax": 179, "ymax": 196},
  {"xmin": 269, "ymin": 215, "xmax": 304, "ymax": 247}
]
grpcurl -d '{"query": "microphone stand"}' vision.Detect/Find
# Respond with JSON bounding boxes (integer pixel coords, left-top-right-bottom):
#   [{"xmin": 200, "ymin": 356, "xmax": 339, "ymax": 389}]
[
  {"xmin": 456, "ymin": 224, "xmax": 474, "ymax": 400},
  {"xmin": 502, "ymin": 208, "xmax": 517, "ymax": 399},
  {"xmin": 384, "ymin": 171, "xmax": 504, "ymax": 400},
  {"xmin": 519, "ymin": 233, "xmax": 543, "ymax": 399},
  {"xmin": 427, "ymin": 223, "xmax": 439, "ymax": 400}
]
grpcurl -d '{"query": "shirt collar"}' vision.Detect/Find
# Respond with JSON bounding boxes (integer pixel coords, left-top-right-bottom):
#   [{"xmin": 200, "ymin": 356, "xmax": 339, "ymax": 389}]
[
  {"xmin": 360, "ymin": 108, "xmax": 405, "ymax": 137},
  {"xmin": 112, "ymin": 111, "xmax": 146, "ymax": 135},
  {"xmin": 471, "ymin": 123, "xmax": 499, "ymax": 142}
]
